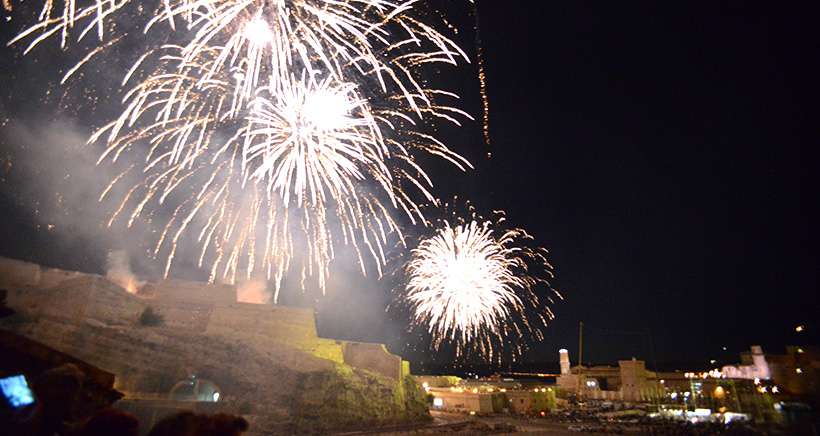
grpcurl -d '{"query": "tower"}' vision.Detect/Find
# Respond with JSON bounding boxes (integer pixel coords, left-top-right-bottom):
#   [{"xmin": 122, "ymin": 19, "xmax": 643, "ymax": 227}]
[
  {"xmin": 559, "ymin": 348, "xmax": 571, "ymax": 375},
  {"xmin": 750, "ymin": 345, "xmax": 771, "ymax": 379}
]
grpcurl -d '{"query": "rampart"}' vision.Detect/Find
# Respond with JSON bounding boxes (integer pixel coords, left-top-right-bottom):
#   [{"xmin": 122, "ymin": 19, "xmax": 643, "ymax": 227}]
[
  {"xmin": 342, "ymin": 342, "xmax": 403, "ymax": 381},
  {"xmin": 0, "ymin": 256, "xmax": 90, "ymax": 290},
  {"xmin": 0, "ymin": 256, "xmax": 405, "ymax": 380},
  {"xmin": 0, "ymin": 256, "xmax": 40, "ymax": 288}
]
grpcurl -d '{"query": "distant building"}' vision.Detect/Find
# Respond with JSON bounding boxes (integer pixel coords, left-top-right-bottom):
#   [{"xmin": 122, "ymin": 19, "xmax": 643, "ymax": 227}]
[
  {"xmin": 428, "ymin": 387, "xmax": 496, "ymax": 414},
  {"xmin": 554, "ymin": 346, "xmax": 798, "ymax": 423},
  {"xmin": 559, "ymin": 348, "xmax": 570, "ymax": 375},
  {"xmin": 752, "ymin": 346, "xmax": 819, "ymax": 398},
  {"xmin": 719, "ymin": 344, "xmax": 819, "ymax": 398},
  {"xmin": 556, "ymin": 352, "xmax": 661, "ymax": 402},
  {"xmin": 427, "ymin": 386, "xmax": 555, "ymax": 415},
  {"xmin": 722, "ymin": 345, "xmax": 771, "ymax": 380},
  {"xmin": 414, "ymin": 375, "xmax": 461, "ymax": 389}
]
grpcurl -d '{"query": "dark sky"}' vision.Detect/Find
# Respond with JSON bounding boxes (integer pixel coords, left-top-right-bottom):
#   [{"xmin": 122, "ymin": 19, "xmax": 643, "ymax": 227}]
[
  {"xmin": 0, "ymin": 2, "xmax": 818, "ymax": 371},
  {"xmin": 469, "ymin": 1, "xmax": 820, "ymax": 367}
]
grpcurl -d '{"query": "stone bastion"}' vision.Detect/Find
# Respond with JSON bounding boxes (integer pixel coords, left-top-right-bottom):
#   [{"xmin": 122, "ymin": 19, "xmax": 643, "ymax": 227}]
[{"xmin": 0, "ymin": 256, "xmax": 428, "ymax": 434}]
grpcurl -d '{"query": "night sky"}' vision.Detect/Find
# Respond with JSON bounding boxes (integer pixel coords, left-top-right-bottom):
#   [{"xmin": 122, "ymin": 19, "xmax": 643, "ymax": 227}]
[{"xmin": 1, "ymin": 2, "xmax": 818, "ymax": 372}]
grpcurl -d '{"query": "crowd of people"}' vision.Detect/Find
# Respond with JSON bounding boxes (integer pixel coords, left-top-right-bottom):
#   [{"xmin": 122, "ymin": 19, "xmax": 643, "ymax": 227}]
[
  {"xmin": 75, "ymin": 409, "xmax": 249, "ymax": 436},
  {"xmin": 5, "ymin": 403, "xmax": 250, "ymax": 436},
  {"xmin": 1, "ymin": 363, "xmax": 250, "ymax": 436}
]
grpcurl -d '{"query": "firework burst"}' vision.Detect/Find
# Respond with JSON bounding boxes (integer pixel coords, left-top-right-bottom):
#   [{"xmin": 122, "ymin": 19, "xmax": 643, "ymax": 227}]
[
  {"xmin": 243, "ymin": 73, "xmax": 389, "ymax": 208},
  {"xmin": 401, "ymin": 202, "xmax": 562, "ymax": 361},
  {"xmin": 8, "ymin": 1, "xmax": 474, "ymax": 294},
  {"xmin": 10, "ymin": 1, "xmax": 469, "ymax": 114}
]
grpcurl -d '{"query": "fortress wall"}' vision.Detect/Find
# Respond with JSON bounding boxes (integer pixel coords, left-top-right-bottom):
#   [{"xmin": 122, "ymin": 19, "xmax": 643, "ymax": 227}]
[
  {"xmin": 341, "ymin": 342, "xmax": 402, "ymax": 381},
  {"xmin": 1, "ymin": 256, "xmax": 407, "ymax": 382},
  {"xmin": 151, "ymin": 302, "xmax": 213, "ymax": 332},
  {"xmin": 83, "ymin": 279, "xmax": 146, "ymax": 323},
  {"xmin": 0, "ymin": 256, "xmax": 41, "ymax": 289},
  {"xmin": 7, "ymin": 287, "xmax": 92, "ymax": 320},
  {"xmin": 152, "ymin": 279, "xmax": 236, "ymax": 305},
  {"xmin": 6, "ymin": 287, "xmax": 39, "ymax": 314},
  {"xmin": 13, "ymin": 315, "xmax": 269, "ymax": 398},
  {"xmin": 39, "ymin": 267, "xmax": 88, "ymax": 289},
  {"xmin": 7, "ymin": 276, "xmax": 145, "ymax": 324},
  {"xmin": 205, "ymin": 303, "xmax": 345, "ymax": 364}
]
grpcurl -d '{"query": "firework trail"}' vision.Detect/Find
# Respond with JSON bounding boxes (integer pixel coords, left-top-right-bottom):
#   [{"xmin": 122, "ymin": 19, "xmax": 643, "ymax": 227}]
[
  {"xmin": 401, "ymin": 201, "xmax": 562, "ymax": 361},
  {"xmin": 9, "ymin": 1, "xmax": 474, "ymax": 296},
  {"xmin": 471, "ymin": 0, "xmax": 492, "ymax": 154}
]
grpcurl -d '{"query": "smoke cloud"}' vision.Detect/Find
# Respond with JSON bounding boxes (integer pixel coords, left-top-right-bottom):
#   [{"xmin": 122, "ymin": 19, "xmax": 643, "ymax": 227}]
[
  {"xmin": 0, "ymin": 114, "xmax": 185, "ymax": 281},
  {"xmin": 236, "ymin": 278, "xmax": 272, "ymax": 304},
  {"xmin": 106, "ymin": 250, "xmax": 144, "ymax": 294}
]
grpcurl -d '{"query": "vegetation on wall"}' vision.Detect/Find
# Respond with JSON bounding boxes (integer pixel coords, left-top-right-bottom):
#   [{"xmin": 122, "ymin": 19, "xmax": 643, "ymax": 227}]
[
  {"xmin": 138, "ymin": 306, "xmax": 164, "ymax": 326},
  {"xmin": 284, "ymin": 365, "xmax": 430, "ymax": 433}
]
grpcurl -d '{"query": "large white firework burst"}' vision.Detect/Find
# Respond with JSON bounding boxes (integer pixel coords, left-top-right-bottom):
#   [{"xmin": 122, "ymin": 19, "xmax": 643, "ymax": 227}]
[
  {"xmin": 8, "ymin": 1, "xmax": 474, "ymax": 293},
  {"xmin": 243, "ymin": 73, "xmax": 389, "ymax": 208},
  {"xmin": 402, "ymin": 205, "xmax": 562, "ymax": 361},
  {"xmin": 407, "ymin": 221, "xmax": 524, "ymax": 343}
]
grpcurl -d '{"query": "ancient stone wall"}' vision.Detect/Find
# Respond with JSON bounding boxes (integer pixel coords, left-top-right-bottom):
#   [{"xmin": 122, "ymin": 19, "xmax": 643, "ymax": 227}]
[
  {"xmin": 0, "ymin": 256, "xmax": 406, "ymax": 382},
  {"xmin": 0, "ymin": 256, "xmax": 107, "ymax": 292},
  {"xmin": 206, "ymin": 303, "xmax": 345, "ymax": 363},
  {"xmin": 0, "ymin": 256, "xmax": 41, "ymax": 289},
  {"xmin": 39, "ymin": 267, "xmax": 87, "ymax": 289},
  {"xmin": 151, "ymin": 302, "xmax": 213, "ymax": 332},
  {"xmin": 150, "ymin": 279, "xmax": 236, "ymax": 305},
  {"xmin": 0, "ymin": 256, "xmax": 429, "ymax": 433},
  {"xmin": 7, "ymin": 275, "xmax": 144, "ymax": 324},
  {"xmin": 341, "ymin": 342, "xmax": 403, "ymax": 381}
]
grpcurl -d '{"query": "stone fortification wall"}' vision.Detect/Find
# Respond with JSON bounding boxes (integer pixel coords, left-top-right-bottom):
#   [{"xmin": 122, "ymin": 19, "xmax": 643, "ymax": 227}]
[
  {"xmin": 341, "ymin": 342, "xmax": 403, "ymax": 381},
  {"xmin": 7, "ymin": 275, "xmax": 144, "ymax": 324},
  {"xmin": 152, "ymin": 302, "xmax": 214, "ymax": 332},
  {"xmin": 139, "ymin": 278, "xmax": 396, "ymax": 376},
  {"xmin": 149, "ymin": 279, "xmax": 236, "ymax": 305},
  {"xmin": 0, "ymin": 256, "xmax": 42, "ymax": 289},
  {"xmin": 39, "ymin": 267, "xmax": 87, "ymax": 289},
  {"xmin": 0, "ymin": 256, "xmax": 404, "ymax": 381},
  {"xmin": 0, "ymin": 256, "xmax": 99, "ymax": 291},
  {"xmin": 206, "ymin": 303, "xmax": 345, "ymax": 363},
  {"xmin": 0, "ymin": 256, "xmax": 428, "ymax": 432}
]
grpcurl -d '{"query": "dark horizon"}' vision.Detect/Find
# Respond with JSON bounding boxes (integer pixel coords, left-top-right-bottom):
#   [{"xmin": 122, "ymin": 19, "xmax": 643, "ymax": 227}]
[{"xmin": 1, "ymin": 2, "xmax": 818, "ymax": 372}]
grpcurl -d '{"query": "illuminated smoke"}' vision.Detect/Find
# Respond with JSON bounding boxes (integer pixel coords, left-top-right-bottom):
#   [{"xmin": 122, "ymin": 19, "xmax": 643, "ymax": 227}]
[
  {"xmin": 106, "ymin": 250, "xmax": 143, "ymax": 294},
  {"xmin": 236, "ymin": 278, "xmax": 271, "ymax": 304}
]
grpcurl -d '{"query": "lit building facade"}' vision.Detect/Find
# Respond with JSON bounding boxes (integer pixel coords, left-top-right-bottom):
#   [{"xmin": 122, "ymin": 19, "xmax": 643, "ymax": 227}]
[{"xmin": 556, "ymin": 350, "xmax": 661, "ymax": 402}]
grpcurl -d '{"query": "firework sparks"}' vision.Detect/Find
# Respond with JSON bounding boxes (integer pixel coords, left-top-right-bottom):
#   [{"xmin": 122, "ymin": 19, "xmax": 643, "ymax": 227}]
[
  {"xmin": 403, "ymin": 206, "xmax": 561, "ymax": 361},
  {"xmin": 7, "ymin": 0, "xmax": 558, "ymax": 365},
  {"xmin": 12, "ymin": 0, "xmax": 476, "ymax": 296},
  {"xmin": 243, "ymin": 73, "xmax": 388, "ymax": 208},
  {"xmin": 407, "ymin": 221, "xmax": 523, "ymax": 343},
  {"xmin": 11, "ymin": 1, "xmax": 470, "ymax": 113}
]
